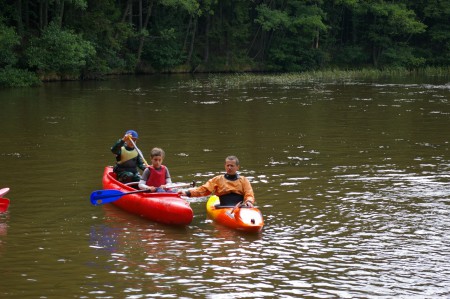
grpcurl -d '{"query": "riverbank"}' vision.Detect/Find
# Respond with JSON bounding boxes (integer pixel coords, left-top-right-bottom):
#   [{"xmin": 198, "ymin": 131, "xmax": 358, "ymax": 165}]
[{"xmin": 1, "ymin": 66, "xmax": 449, "ymax": 88}]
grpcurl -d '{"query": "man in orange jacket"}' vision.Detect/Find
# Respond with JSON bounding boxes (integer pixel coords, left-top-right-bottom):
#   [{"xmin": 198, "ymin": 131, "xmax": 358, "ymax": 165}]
[{"xmin": 179, "ymin": 155, "xmax": 255, "ymax": 207}]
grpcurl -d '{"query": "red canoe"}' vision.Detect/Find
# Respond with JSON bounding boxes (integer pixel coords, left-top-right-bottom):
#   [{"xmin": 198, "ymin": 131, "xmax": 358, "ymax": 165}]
[{"xmin": 101, "ymin": 166, "xmax": 193, "ymax": 225}]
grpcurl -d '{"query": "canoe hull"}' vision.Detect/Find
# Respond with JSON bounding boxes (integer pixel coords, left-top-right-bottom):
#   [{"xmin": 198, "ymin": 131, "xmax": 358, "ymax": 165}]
[
  {"xmin": 102, "ymin": 166, "xmax": 193, "ymax": 225},
  {"xmin": 0, "ymin": 198, "xmax": 10, "ymax": 213},
  {"xmin": 206, "ymin": 195, "xmax": 264, "ymax": 232}
]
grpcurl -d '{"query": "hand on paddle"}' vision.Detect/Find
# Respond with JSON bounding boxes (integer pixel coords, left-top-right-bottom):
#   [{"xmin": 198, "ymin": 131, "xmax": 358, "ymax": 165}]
[
  {"xmin": 243, "ymin": 199, "xmax": 254, "ymax": 207},
  {"xmin": 123, "ymin": 133, "xmax": 135, "ymax": 147},
  {"xmin": 143, "ymin": 186, "xmax": 157, "ymax": 192},
  {"xmin": 178, "ymin": 190, "xmax": 188, "ymax": 196}
]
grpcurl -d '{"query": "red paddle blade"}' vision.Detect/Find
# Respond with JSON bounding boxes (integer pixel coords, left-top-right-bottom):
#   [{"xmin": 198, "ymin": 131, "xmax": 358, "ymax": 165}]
[{"xmin": 0, "ymin": 198, "xmax": 10, "ymax": 213}]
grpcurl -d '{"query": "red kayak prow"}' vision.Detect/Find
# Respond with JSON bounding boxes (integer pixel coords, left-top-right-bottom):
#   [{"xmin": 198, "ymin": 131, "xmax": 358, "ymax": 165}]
[{"xmin": 0, "ymin": 198, "xmax": 10, "ymax": 213}]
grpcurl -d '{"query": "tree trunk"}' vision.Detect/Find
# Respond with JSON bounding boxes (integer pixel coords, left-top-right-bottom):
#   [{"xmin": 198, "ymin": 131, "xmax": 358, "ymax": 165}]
[
  {"xmin": 204, "ymin": 14, "xmax": 210, "ymax": 63},
  {"xmin": 186, "ymin": 17, "xmax": 197, "ymax": 66},
  {"xmin": 128, "ymin": 0, "xmax": 133, "ymax": 24},
  {"xmin": 183, "ymin": 16, "xmax": 193, "ymax": 51},
  {"xmin": 39, "ymin": 0, "xmax": 49, "ymax": 30},
  {"xmin": 24, "ymin": 0, "xmax": 29, "ymax": 29},
  {"xmin": 139, "ymin": 0, "xmax": 143, "ymax": 31},
  {"xmin": 313, "ymin": 30, "xmax": 319, "ymax": 49},
  {"xmin": 16, "ymin": 0, "xmax": 23, "ymax": 34},
  {"xmin": 372, "ymin": 44, "xmax": 378, "ymax": 67},
  {"xmin": 136, "ymin": 0, "xmax": 154, "ymax": 67},
  {"xmin": 56, "ymin": 0, "xmax": 65, "ymax": 28},
  {"xmin": 121, "ymin": 0, "xmax": 132, "ymax": 23}
]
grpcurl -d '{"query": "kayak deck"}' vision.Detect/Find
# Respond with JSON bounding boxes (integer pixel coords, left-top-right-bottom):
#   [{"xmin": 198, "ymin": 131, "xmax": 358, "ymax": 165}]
[{"xmin": 206, "ymin": 195, "xmax": 263, "ymax": 233}]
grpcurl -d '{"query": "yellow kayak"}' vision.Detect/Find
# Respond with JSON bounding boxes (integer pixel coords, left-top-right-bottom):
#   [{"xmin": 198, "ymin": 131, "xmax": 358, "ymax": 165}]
[{"xmin": 206, "ymin": 195, "xmax": 264, "ymax": 233}]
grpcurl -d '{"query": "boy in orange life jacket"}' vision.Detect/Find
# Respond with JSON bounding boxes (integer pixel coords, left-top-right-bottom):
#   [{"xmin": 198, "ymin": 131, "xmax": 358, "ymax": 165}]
[
  {"xmin": 138, "ymin": 147, "xmax": 173, "ymax": 192},
  {"xmin": 179, "ymin": 156, "xmax": 255, "ymax": 207},
  {"xmin": 111, "ymin": 130, "xmax": 146, "ymax": 183}
]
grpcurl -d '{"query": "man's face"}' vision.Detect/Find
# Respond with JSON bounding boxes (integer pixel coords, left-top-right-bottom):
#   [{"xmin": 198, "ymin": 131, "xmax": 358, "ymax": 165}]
[{"xmin": 225, "ymin": 159, "xmax": 239, "ymax": 175}]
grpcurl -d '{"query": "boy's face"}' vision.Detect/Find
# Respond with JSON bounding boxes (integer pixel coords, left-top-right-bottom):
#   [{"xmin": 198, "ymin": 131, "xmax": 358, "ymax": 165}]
[
  {"xmin": 151, "ymin": 156, "xmax": 163, "ymax": 168},
  {"xmin": 125, "ymin": 138, "xmax": 137, "ymax": 148},
  {"xmin": 224, "ymin": 159, "xmax": 239, "ymax": 175}
]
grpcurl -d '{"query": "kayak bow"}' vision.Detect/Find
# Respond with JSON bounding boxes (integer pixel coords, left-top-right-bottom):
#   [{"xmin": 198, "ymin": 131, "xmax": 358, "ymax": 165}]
[
  {"xmin": 206, "ymin": 195, "xmax": 263, "ymax": 233},
  {"xmin": 0, "ymin": 198, "xmax": 10, "ymax": 213},
  {"xmin": 0, "ymin": 188, "xmax": 10, "ymax": 197}
]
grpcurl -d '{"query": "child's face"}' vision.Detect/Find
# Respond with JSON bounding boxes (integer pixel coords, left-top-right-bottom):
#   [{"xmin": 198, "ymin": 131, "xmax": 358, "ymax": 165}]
[
  {"xmin": 151, "ymin": 156, "xmax": 163, "ymax": 168},
  {"xmin": 125, "ymin": 138, "xmax": 137, "ymax": 148}
]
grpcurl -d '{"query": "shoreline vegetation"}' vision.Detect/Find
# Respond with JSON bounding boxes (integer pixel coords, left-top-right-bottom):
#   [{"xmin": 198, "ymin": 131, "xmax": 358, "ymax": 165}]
[
  {"xmin": 204, "ymin": 67, "xmax": 450, "ymax": 85},
  {"xmin": 1, "ymin": 67, "xmax": 449, "ymax": 89},
  {"xmin": 1, "ymin": 2, "xmax": 449, "ymax": 88}
]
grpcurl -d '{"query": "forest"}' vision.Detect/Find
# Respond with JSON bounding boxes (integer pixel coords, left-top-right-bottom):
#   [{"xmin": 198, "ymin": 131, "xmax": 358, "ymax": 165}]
[{"xmin": 0, "ymin": 0, "xmax": 449, "ymax": 87}]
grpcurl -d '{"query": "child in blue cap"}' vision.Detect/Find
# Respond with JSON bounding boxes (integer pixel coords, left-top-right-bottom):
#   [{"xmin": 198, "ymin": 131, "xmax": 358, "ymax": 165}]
[{"xmin": 111, "ymin": 130, "xmax": 146, "ymax": 183}]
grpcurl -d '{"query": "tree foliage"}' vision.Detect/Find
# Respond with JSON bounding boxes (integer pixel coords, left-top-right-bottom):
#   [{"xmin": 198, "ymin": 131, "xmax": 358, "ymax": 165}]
[
  {"xmin": 0, "ymin": 22, "xmax": 20, "ymax": 67},
  {"xmin": 26, "ymin": 22, "xmax": 96, "ymax": 76},
  {"xmin": 0, "ymin": 0, "xmax": 448, "ymax": 87}
]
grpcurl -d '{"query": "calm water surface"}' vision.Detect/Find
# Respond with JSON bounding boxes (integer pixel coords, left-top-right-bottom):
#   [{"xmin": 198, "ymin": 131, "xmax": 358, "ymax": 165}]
[{"xmin": 0, "ymin": 74, "xmax": 449, "ymax": 298}]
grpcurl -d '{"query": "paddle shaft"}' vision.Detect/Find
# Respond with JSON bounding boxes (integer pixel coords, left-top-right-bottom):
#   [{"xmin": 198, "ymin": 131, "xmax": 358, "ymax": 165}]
[
  {"xmin": 128, "ymin": 137, "xmax": 148, "ymax": 166},
  {"xmin": 226, "ymin": 201, "xmax": 243, "ymax": 219},
  {"xmin": 90, "ymin": 181, "xmax": 193, "ymax": 206}
]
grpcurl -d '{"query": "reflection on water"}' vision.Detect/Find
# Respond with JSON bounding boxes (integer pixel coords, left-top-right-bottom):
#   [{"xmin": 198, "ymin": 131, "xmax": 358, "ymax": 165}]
[{"xmin": 0, "ymin": 75, "xmax": 449, "ymax": 298}]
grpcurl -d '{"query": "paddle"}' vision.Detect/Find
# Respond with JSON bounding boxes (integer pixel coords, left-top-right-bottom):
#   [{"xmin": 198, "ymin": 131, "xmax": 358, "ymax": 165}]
[
  {"xmin": 0, "ymin": 198, "xmax": 10, "ymax": 213},
  {"xmin": 226, "ymin": 201, "xmax": 243, "ymax": 219},
  {"xmin": 90, "ymin": 189, "xmax": 151, "ymax": 205},
  {"xmin": 90, "ymin": 182, "xmax": 194, "ymax": 206},
  {"xmin": 128, "ymin": 137, "xmax": 148, "ymax": 166}
]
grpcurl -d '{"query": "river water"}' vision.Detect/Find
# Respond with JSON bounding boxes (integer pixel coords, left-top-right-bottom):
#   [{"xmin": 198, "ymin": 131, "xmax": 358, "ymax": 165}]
[{"xmin": 0, "ymin": 74, "xmax": 449, "ymax": 298}]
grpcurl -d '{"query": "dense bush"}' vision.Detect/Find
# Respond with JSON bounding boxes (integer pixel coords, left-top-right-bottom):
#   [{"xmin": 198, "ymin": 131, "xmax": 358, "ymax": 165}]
[
  {"xmin": 26, "ymin": 22, "xmax": 96, "ymax": 77},
  {"xmin": 0, "ymin": 66, "xmax": 41, "ymax": 87}
]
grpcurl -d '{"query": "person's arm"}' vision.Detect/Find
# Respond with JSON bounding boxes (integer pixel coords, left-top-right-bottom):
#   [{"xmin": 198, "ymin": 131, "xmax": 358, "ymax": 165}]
[
  {"xmin": 111, "ymin": 139, "xmax": 125, "ymax": 156},
  {"xmin": 137, "ymin": 155, "xmax": 146, "ymax": 170},
  {"xmin": 164, "ymin": 167, "xmax": 173, "ymax": 185},
  {"xmin": 183, "ymin": 177, "xmax": 216, "ymax": 197},
  {"xmin": 242, "ymin": 177, "xmax": 255, "ymax": 206},
  {"xmin": 138, "ymin": 168, "xmax": 153, "ymax": 191}
]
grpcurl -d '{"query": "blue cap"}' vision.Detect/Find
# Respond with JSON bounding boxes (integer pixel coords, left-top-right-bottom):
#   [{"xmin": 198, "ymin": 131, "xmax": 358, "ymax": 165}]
[{"xmin": 125, "ymin": 130, "xmax": 138, "ymax": 139}]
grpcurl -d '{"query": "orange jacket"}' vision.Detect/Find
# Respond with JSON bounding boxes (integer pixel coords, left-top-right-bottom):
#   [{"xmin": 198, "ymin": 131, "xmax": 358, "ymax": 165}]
[{"xmin": 189, "ymin": 174, "xmax": 255, "ymax": 203}]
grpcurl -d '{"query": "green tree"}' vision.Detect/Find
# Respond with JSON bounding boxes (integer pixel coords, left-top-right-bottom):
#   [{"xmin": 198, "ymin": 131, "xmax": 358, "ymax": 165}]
[
  {"xmin": 356, "ymin": 1, "xmax": 426, "ymax": 67},
  {"xmin": 26, "ymin": 22, "xmax": 96, "ymax": 77},
  {"xmin": 411, "ymin": 0, "xmax": 450, "ymax": 65},
  {"xmin": 0, "ymin": 20, "xmax": 40, "ymax": 87},
  {"xmin": 1, "ymin": 0, "xmax": 449, "ymax": 81},
  {"xmin": 254, "ymin": 1, "xmax": 328, "ymax": 71},
  {"xmin": 0, "ymin": 23, "xmax": 20, "ymax": 67},
  {"xmin": 70, "ymin": 0, "xmax": 137, "ymax": 75}
]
